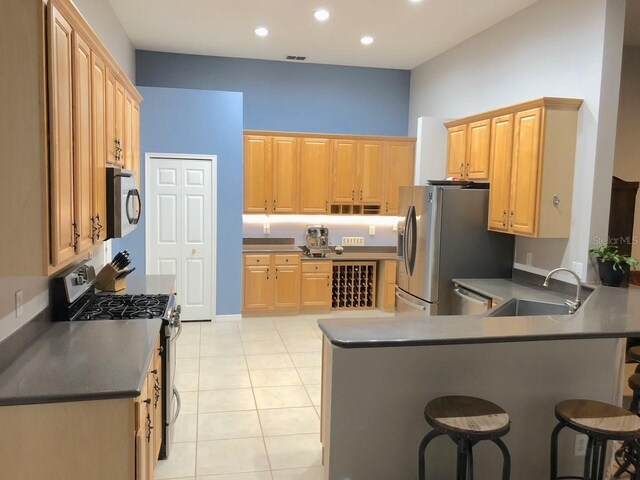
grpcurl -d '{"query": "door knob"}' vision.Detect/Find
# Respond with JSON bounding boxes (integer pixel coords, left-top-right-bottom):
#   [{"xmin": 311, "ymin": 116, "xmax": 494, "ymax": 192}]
[{"xmin": 192, "ymin": 248, "xmax": 197, "ymax": 255}]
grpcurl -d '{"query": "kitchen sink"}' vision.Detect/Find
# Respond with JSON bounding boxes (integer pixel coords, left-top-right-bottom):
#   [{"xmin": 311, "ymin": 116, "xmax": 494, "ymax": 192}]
[{"xmin": 487, "ymin": 298, "xmax": 573, "ymax": 317}]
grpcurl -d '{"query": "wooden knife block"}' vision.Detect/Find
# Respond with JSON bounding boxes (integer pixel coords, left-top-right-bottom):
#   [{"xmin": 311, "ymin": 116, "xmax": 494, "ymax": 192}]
[{"xmin": 94, "ymin": 264, "xmax": 127, "ymax": 292}]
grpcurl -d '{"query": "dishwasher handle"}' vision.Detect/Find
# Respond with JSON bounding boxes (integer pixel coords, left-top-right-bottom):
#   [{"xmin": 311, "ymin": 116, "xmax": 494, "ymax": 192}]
[{"xmin": 453, "ymin": 287, "xmax": 492, "ymax": 314}]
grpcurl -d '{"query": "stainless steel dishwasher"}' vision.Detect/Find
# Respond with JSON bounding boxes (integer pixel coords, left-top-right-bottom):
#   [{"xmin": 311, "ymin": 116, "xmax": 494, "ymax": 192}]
[{"xmin": 452, "ymin": 285, "xmax": 492, "ymax": 315}]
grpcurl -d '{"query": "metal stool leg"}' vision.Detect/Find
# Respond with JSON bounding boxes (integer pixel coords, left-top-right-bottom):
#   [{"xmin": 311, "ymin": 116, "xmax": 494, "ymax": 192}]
[
  {"xmin": 491, "ymin": 437, "xmax": 511, "ymax": 480},
  {"xmin": 456, "ymin": 438, "xmax": 469, "ymax": 480},
  {"xmin": 595, "ymin": 439, "xmax": 607, "ymax": 480},
  {"xmin": 418, "ymin": 430, "xmax": 444, "ymax": 480},
  {"xmin": 632, "ymin": 440, "xmax": 640, "ymax": 480},
  {"xmin": 631, "ymin": 392, "xmax": 640, "ymax": 415},
  {"xmin": 467, "ymin": 440, "xmax": 475, "ymax": 480},
  {"xmin": 550, "ymin": 422, "xmax": 565, "ymax": 480}
]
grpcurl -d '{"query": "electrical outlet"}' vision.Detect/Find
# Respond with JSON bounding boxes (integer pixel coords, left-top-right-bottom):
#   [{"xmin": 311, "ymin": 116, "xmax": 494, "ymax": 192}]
[
  {"xmin": 572, "ymin": 262, "xmax": 584, "ymax": 280},
  {"xmin": 342, "ymin": 237, "xmax": 365, "ymax": 246},
  {"xmin": 15, "ymin": 290, "xmax": 23, "ymax": 318},
  {"xmin": 369, "ymin": 226, "xmax": 376, "ymax": 235},
  {"xmin": 392, "ymin": 223, "xmax": 398, "ymax": 232},
  {"xmin": 526, "ymin": 252, "xmax": 533, "ymax": 266},
  {"xmin": 263, "ymin": 223, "xmax": 270, "ymax": 235},
  {"xmin": 575, "ymin": 433, "xmax": 588, "ymax": 456}
]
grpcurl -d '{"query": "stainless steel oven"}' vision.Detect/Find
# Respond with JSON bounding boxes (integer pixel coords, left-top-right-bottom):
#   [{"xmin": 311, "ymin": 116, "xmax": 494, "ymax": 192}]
[
  {"xmin": 107, "ymin": 167, "xmax": 141, "ymax": 238},
  {"xmin": 161, "ymin": 299, "xmax": 181, "ymax": 459}
]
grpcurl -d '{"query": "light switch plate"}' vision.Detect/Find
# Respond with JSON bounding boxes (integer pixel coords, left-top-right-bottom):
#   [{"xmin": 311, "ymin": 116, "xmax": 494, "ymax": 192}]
[
  {"xmin": 526, "ymin": 252, "xmax": 533, "ymax": 266},
  {"xmin": 263, "ymin": 223, "xmax": 270, "ymax": 235},
  {"xmin": 572, "ymin": 262, "xmax": 585, "ymax": 280},
  {"xmin": 15, "ymin": 290, "xmax": 23, "ymax": 318},
  {"xmin": 369, "ymin": 226, "xmax": 376, "ymax": 235}
]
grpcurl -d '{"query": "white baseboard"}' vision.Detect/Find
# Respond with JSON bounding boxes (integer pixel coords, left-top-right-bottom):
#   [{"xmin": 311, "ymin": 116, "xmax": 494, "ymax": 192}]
[{"xmin": 215, "ymin": 314, "xmax": 242, "ymax": 322}]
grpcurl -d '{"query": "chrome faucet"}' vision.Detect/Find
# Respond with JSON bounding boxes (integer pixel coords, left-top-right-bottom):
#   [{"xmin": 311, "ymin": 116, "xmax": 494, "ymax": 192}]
[{"xmin": 543, "ymin": 268, "xmax": 582, "ymax": 314}]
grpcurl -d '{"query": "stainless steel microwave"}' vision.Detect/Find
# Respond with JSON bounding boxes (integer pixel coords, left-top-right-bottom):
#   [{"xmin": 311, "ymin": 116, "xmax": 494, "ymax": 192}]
[{"xmin": 106, "ymin": 167, "xmax": 141, "ymax": 238}]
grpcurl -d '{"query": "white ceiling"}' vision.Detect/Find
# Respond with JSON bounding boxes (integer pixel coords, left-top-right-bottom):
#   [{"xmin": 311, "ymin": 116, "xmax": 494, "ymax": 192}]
[
  {"xmin": 626, "ymin": 0, "xmax": 640, "ymax": 46},
  {"xmin": 108, "ymin": 0, "xmax": 539, "ymax": 70}
]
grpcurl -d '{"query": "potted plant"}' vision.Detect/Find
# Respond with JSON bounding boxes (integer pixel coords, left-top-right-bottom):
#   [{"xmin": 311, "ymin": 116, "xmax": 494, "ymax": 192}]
[{"xmin": 589, "ymin": 245, "xmax": 639, "ymax": 287}]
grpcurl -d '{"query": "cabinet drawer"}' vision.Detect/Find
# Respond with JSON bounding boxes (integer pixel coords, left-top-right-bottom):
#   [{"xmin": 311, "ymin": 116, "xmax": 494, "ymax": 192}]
[
  {"xmin": 274, "ymin": 254, "xmax": 300, "ymax": 266},
  {"xmin": 302, "ymin": 261, "xmax": 332, "ymax": 273},
  {"xmin": 244, "ymin": 254, "xmax": 271, "ymax": 266}
]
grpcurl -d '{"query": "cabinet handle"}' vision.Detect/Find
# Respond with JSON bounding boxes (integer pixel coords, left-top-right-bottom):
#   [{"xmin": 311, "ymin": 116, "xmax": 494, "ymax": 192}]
[
  {"xmin": 509, "ymin": 211, "xmax": 514, "ymax": 228},
  {"xmin": 327, "ymin": 275, "xmax": 330, "ymax": 287},
  {"xmin": 266, "ymin": 267, "xmax": 270, "ymax": 280},
  {"xmin": 95, "ymin": 213, "xmax": 103, "ymax": 240},
  {"xmin": 460, "ymin": 163, "xmax": 464, "ymax": 177},
  {"xmin": 158, "ymin": 346, "xmax": 164, "ymax": 355},
  {"xmin": 72, "ymin": 222, "xmax": 80, "ymax": 252},
  {"xmin": 150, "ymin": 369, "xmax": 158, "ymax": 375},
  {"xmin": 352, "ymin": 190, "xmax": 355, "ymax": 201},
  {"xmin": 264, "ymin": 200, "xmax": 267, "ymax": 211},
  {"xmin": 275, "ymin": 268, "xmax": 278, "ymax": 280},
  {"xmin": 360, "ymin": 190, "xmax": 363, "ymax": 201},
  {"xmin": 146, "ymin": 412, "xmax": 153, "ymax": 442},
  {"xmin": 386, "ymin": 201, "xmax": 389, "ymax": 212},
  {"xmin": 325, "ymin": 201, "xmax": 328, "ymax": 211},
  {"xmin": 273, "ymin": 199, "xmax": 276, "ymax": 210},
  {"xmin": 502, "ymin": 210, "xmax": 507, "ymax": 227}
]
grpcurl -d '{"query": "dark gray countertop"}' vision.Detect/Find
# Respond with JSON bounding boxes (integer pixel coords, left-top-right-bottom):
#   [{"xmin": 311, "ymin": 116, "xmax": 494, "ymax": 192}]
[
  {"xmin": 318, "ymin": 278, "xmax": 640, "ymax": 348},
  {"xmin": 452, "ymin": 278, "xmax": 575, "ymax": 303},
  {"xmin": 242, "ymin": 245, "xmax": 303, "ymax": 254},
  {"xmin": 0, "ymin": 319, "xmax": 162, "ymax": 406}
]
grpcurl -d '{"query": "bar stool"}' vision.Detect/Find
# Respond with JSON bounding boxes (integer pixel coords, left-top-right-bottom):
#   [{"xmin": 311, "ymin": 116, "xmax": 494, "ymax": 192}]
[
  {"xmin": 550, "ymin": 399, "xmax": 640, "ymax": 480},
  {"xmin": 614, "ymin": 374, "xmax": 640, "ymax": 477},
  {"xmin": 418, "ymin": 395, "xmax": 511, "ymax": 479},
  {"xmin": 629, "ymin": 347, "xmax": 640, "ymax": 373}
]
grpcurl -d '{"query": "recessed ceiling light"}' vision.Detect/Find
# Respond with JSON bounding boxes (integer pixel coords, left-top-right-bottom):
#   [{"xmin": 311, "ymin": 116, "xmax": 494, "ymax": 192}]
[
  {"xmin": 254, "ymin": 27, "xmax": 269, "ymax": 37},
  {"xmin": 360, "ymin": 36, "xmax": 374, "ymax": 46},
  {"xmin": 314, "ymin": 9, "xmax": 330, "ymax": 21},
  {"xmin": 409, "ymin": 0, "xmax": 423, "ymax": 3}
]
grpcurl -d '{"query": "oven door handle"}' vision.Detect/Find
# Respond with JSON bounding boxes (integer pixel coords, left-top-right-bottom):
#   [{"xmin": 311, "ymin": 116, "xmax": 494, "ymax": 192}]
[{"xmin": 170, "ymin": 387, "xmax": 181, "ymax": 425}]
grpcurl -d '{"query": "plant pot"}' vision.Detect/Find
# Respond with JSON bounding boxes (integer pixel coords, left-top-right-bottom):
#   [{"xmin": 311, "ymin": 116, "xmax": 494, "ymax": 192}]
[{"xmin": 597, "ymin": 259, "xmax": 630, "ymax": 287}]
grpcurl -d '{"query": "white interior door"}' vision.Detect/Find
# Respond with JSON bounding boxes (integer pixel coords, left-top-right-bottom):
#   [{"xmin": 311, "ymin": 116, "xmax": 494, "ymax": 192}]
[{"xmin": 146, "ymin": 155, "xmax": 215, "ymax": 321}]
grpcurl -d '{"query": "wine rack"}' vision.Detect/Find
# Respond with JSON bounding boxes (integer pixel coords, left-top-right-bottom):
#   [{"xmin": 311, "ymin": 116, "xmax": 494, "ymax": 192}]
[{"xmin": 331, "ymin": 262, "xmax": 377, "ymax": 310}]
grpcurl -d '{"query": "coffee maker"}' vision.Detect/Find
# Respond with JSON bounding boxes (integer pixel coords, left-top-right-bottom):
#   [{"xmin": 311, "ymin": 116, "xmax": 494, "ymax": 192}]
[{"xmin": 305, "ymin": 225, "xmax": 331, "ymax": 257}]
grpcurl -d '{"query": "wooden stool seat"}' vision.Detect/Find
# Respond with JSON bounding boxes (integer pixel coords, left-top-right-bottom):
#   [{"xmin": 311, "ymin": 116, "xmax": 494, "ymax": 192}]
[
  {"xmin": 630, "ymin": 374, "xmax": 640, "ymax": 391},
  {"xmin": 425, "ymin": 395, "xmax": 511, "ymax": 437},
  {"xmin": 555, "ymin": 399, "xmax": 640, "ymax": 438},
  {"xmin": 629, "ymin": 346, "xmax": 640, "ymax": 362}
]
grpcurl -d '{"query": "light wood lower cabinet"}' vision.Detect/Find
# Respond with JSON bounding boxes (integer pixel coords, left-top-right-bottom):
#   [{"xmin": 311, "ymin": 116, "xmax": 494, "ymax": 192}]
[
  {"xmin": 0, "ymin": 333, "xmax": 162, "ymax": 480},
  {"xmin": 376, "ymin": 260, "xmax": 397, "ymax": 312},
  {"xmin": 300, "ymin": 261, "xmax": 332, "ymax": 312},
  {"xmin": 242, "ymin": 254, "xmax": 301, "ymax": 314}
]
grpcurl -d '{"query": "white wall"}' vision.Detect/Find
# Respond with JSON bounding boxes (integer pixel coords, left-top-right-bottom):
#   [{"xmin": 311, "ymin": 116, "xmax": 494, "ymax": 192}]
[
  {"xmin": 408, "ymin": 0, "xmax": 626, "ymax": 280},
  {"xmin": 613, "ymin": 46, "xmax": 640, "ymax": 259},
  {"xmin": 72, "ymin": 0, "xmax": 135, "ymax": 80},
  {"xmin": 414, "ymin": 117, "xmax": 452, "ymax": 184}
]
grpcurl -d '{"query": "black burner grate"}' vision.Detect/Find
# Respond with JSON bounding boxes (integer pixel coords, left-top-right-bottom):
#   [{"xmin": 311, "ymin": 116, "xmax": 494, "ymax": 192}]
[{"xmin": 79, "ymin": 294, "xmax": 170, "ymax": 321}]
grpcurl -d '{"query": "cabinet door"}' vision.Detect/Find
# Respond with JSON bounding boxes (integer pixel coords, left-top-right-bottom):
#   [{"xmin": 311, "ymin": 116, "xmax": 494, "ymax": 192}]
[
  {"xmin": 73, "ymin": 33, "xmax": 94, "ymax": 255},
  {"xmin": 331, "ymin": 139, "xmax": 357, "ymax": 204},
  {"xmin": 487, "ymin": 114, "xmax": 514, "ymax": 232},
  {"xmin": 301, "ymin": 273, "xmax": 331, "ymax": 308},
  {"xmin": 273, "ymin": 265, "xmax": 300, "ymax": 309},
  {"xmin": 152, "ymin": 337, "xmax": 162, "ymax": 465},
  {"xmin": 384, "ymin": 142, "xmax": 415, "ymax": 215},
  {"xmin": 132, "ymin": 102, "xmax": 141, "ymax": 189},
  {"xmin": 510, "ymin": 108, "xmax": 542, "ymax": 236},
  {"xmin": 272, "ymin": 137, "xmax": 298, "ymax": 213},
  {"xmin": 466, "ymin": 119, "xmax": 491, "ymax": 180},
  {"xmin": 135, "ymin": 376, "xmax": 151, "ymax": 480},
  {"xmin": 105, "ymin": 70, "xmax": 117, "ymax": 164},
  {"xmin": 357, "ymin": 141, "xmax": 384, "ymax": 204},
  {"xmin": 123, "ymin": 93, "xmax": 133, "ymax": 170},
  {"xmin": 244, "ymin": 135, "xmax": 271, "ymax": 213},
  {"xmin": 49, "ymin": 6, "xmax": 76, "ymax": 266},
  {"xmin": 446, "ymin": 125, "xmax": 467, "ymax": 178},
  {"xmin": 91, "ymin": 52, "xmax": 107, "ymax": 242},
  {"xmin": 114, "ymin": 80, "xmax": 125, "ymax": 166},
  {"xmin": 243, "ymin": 265, "xmax": 273, "ymax": 310},
  {"xmin": 299, "ymin": 138, "xmax": 331, "ymax": 213}
]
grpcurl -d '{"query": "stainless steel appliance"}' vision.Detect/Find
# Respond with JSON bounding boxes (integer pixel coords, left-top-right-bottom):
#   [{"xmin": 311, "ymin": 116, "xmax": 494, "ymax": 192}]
[
  {"xmin": 107, "ymin": 167, "xmax": 141, "ymax": 238},
  {"xmin": 52, "ymin": 262, "xmax": 181, "ymax": 460},
  {"xmin": 305, "ymin": 225, "xmax": 331, "ymax": 256},
  {"xmin": 397, "ymin": 185, "xmax": 514, "ymax": 315},
  {"xmin": 452, "ymin": 285, "xmax": 493, "ymax": 315}
]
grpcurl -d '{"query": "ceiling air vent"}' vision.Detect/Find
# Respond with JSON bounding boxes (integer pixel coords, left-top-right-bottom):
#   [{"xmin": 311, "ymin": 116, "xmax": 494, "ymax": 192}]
[{"xmin": 286, "ymin": 55, "xmax": 307, "ymax": 61}]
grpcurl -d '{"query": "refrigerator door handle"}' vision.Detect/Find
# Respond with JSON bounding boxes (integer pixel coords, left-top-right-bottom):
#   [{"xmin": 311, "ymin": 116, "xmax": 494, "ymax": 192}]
[
  {"xmin": 408, "ymin": 205, "xmax": 418, "ymax": 276},
  {"xmin": 395, "ymin": 287, "xmax": 428, "ymax": 311},
  {"xmin": 402, "ymin": 207, "xmax": 411, "ymax": 275}
]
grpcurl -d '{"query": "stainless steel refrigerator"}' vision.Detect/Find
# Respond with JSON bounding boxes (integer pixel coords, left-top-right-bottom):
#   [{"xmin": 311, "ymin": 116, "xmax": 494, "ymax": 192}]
[{"xmin": 396, "ymin": 185, "xmax": 514, "ymax": 315}]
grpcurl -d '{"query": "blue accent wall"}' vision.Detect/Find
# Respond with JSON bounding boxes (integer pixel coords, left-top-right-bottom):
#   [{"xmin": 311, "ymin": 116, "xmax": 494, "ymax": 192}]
[
  {"xmin": 136, "ymin": 50, "xmax": 411, "ymax": 136},
  {"xmin": 112, "ymin": 87, "xmax": 243, "ymax": 315}
]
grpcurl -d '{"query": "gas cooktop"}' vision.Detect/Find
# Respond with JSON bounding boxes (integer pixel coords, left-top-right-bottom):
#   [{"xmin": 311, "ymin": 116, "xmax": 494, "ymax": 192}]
[{"xmin": 79, "ymin": 294, "xmax": 170, "ymax": 320}]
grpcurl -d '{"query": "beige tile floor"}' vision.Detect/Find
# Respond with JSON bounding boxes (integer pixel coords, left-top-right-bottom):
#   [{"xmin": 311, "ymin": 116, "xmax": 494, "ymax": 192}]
[{"xmin": 156, "ymin": 310, "xmax": 393, "ymax": 480}]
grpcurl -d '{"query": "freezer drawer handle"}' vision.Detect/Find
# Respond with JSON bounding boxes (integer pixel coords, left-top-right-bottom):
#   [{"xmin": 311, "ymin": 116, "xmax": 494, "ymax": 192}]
[
  {"xmin": 170, "ymin": 387, "xmax": 182, "ymax": 425},
  {"xmin": 453, "ymin": 287, "xmax": 490, "ymax": 306},
  {"xmin": 395, "ymin": 288, "xmax": 427, "ymax": 311}
]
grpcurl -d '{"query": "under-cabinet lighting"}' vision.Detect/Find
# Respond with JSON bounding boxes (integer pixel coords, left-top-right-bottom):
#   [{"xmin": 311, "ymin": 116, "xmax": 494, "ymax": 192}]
[{"xmin": 243, "ymin": 214, "xmax": 400, "ymax": 227}]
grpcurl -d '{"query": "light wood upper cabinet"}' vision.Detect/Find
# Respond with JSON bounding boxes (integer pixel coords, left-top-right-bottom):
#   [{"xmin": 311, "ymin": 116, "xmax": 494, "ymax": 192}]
[
  {"xmin": 510, "ymin": 108, "xmax": 542, "ymax": 236},
  {"xmin": 49, "ymin": 5, "xmax": 76, "ymax": 267},
  {"xmin": 73, "ymin": 32, "xmax": 94, "ymax": 255},
  {"xmin": 383, "ymin": 142, "xmax": 415, "ymax": 215},
  {"xmin": 466, "ymin": 119, "xmax": 491, "ymax": 179},
  {"xmin": 272, "ymin": 137, "xmax": 298, "ymax": 213},
  {"xmin": 300, "ymin": 138, "xmax": 331, "ymax": 213},
  {"xmin": 91, "ymin": 52, "xmax": 107, "ymax": 243},
  {"xmin": 244, "ymin": 135, "xmax": 271, "ymax": 213},
  {"xmin": 123, "ymin": 92, "xmax": 133, "ymax": 170},
  {"xmin": 114, "ymin": 81, "xmax": 125, "ymax": 166},
  {"xmin": 331, "ymin": 139, "xmax": 357, "ymax": 204},
  {"xmin": 132, "ymin": 102, "xmax": 141, "ymax": 189},
  {"xmin": 357, "ymin": 141, "xmax": 384, "ymax": 204},
  {"xmin": 105, "ymin": 70, "xmax": 117, "ymax": 164},
  {"xmin": 446, "ymin": 125, "xmax": 467, "ymax": 178},
  {"xmin": 487, "ymin": 114, "xmax": 514, "ymax": 232}
]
